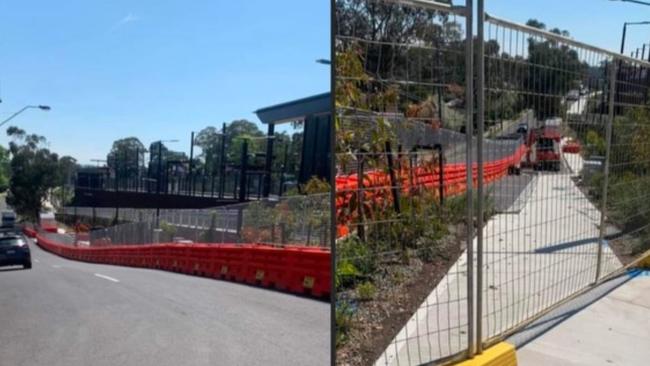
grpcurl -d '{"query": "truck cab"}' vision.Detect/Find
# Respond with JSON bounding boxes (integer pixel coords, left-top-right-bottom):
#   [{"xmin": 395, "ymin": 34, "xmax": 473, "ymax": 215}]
[{"xmin": 529, "ymin": 127, "xmax": 562, "ymax": 171}]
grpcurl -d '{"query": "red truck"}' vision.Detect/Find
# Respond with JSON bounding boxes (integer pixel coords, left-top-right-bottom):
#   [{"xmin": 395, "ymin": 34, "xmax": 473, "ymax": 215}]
[{"xmin": 526, "ymin": 118, "xmax": 562, "ymax": 172}]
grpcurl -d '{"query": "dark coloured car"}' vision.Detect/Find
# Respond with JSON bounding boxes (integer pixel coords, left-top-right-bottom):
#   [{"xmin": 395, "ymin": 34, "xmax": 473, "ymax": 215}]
[{"xmin": 0, "ymin": 235, "xmax": 31, "ymax": 269}]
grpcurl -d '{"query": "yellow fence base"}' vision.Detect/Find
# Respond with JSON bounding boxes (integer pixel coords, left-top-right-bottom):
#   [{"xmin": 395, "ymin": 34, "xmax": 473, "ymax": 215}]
[
  {"xmin": 636, "ymin": 251, "xmax": 650, "ymax": 269},
  {"xmin": 454, "ymin": 342, "xmax": 517, "ymax": 366}
]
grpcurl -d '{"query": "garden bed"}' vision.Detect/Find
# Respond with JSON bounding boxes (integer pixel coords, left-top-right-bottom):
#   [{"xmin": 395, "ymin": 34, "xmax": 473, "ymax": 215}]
[{"xmin": 336, "ymin": 223, "xmax": 466, "ymax": 366}]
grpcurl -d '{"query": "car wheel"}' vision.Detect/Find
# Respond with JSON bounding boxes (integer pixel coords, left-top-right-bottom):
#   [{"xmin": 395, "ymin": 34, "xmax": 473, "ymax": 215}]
[{"xmin": 23, "ymin": 262, "xmax": 32, "ymax": 269}]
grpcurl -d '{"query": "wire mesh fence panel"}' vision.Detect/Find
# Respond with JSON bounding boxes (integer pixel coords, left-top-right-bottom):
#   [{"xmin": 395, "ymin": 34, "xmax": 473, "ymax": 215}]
[
  {"xmin": 335, "ymin": 2, "xmax": 650, "ymax": 365},
  {"xmin": 59, "ymin": 207, "xmax": 158, "ymax": 224},
  {"xmin": 475, "ymin": 14, "xmax": 650, "ymax": 349},
  {"xmin": 85, "ymin": 194, "xmax": 330, "ymax": 248},
  {"xmin": 598, "ymin": 57, "xmax": 650, "ymax": 277},
  {"xmin": 335, "ymin": 1, "xmax": 473, "ymax": 365}
]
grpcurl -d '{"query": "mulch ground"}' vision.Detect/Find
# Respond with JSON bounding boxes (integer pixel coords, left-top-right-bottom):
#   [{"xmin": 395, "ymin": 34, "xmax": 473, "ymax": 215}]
[{"xmin": 336, "ymin": 224, "xmax": 466, "ymax": 366}]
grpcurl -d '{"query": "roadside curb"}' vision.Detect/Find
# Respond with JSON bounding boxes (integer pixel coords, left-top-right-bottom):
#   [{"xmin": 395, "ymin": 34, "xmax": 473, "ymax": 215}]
[{"xmin": 453, "ymin": 343, "xmax": 517, "ymax": 366}]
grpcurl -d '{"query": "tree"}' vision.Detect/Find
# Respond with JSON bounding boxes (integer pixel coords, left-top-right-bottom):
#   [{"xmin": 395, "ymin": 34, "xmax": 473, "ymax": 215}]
[
  {"xmin": 147, "ymin": 141, "xmax": 189, "ymax": 185},
  {"xmin": 58, "ymin": 156, "xmax": 77, "ymax": 186},
  {"xmin": 194, "ymin": 126, "xmax": 223, "ymax": 175},
  {"xmin": 107, "ymin": 137, "xmax": 146, "ymax": 186},
  {"xmin": 225, "ymin": 119, "xmax": 265, "ymax": 164},
  {"xmin": 0, "ymin": 145, "xmax": 10, "ymax": 193},
  {"xmin": 524, "ymin": 19, "xmax": 588, "ymax": 119},
  {"xmin": 337, "ymin": 0, "xmax": 463, "ymax": 104},
  {"xmin": 5, "ymin": 127, "xmax": 61, "ymax": 222}
]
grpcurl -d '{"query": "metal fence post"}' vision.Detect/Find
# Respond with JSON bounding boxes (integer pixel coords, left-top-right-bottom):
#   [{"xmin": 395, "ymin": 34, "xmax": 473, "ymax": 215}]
[
  {"xmin": 475, "ymin": 0, "xmax": 485, "ymax": 354},
  {"xmin": 595, "ymin": 61, "xmax": 617, "ymax": 283},
  {"xmin": 356, "ymin": 154, "xmax": 366, "ymax": 242},
  {"xmin": 239, "ymin": 139, "xmax": 249, "ymax": 202},
  {"xmin": 464, "ymin": 0, "xmax": 475, "ymax": 358},
  {"xmin": 385, "ymin": 141, "xmax": 401, "ymax": 214}
]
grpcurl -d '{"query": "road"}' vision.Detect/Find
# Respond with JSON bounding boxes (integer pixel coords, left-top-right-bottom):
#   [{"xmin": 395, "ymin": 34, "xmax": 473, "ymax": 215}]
[{"xmin": 0, "ymin": 241, "xmax": 330, "ymax": 366}]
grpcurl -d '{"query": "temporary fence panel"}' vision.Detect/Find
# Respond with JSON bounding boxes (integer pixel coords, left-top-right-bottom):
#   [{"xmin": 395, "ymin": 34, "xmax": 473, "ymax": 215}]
[
  {"xmin": 335, "ymin": 1, "xmax": 650, "ymax": 366},
  {"xmin": 335, "ymin": 0, "xmax": 475, "ymax": 365},
  {"xmin": 85, "ymin": 194, "xmax": 331, "ymax": 248},
  {"xmin": 475, "ymin": 13, "xmax": 619, "ymax": 349}
]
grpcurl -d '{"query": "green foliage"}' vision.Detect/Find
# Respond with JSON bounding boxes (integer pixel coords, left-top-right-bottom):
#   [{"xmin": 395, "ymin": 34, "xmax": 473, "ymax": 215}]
[
  {"xmin": 160, "ymin": 221, "xmax": 177, "ymax": 239},
  {"xmin": 0, "ymin": 145, "xmax": 10, "ymax": 192},
  {"xmin": 301, "ymin": 176, "xmax": 331, "ymax": 194},
  {"xmin": 524, "ymin": 19, "xmax": 587, "ymax": 119},
  {"xmin": 585, "ymin": 130, "xmax": 606, "ymax": 157},
  {"xmin": 199, "ymin": 211, "xmax": 218, "ymax": 242},
  {"xmin": 147, "ymin": 141, "xmax": 188, "ymax": 179},
  {"xmin": 336, "ymin": 234, "xmax": 376, "ymax": 288},
  {"xmin": 6, "ymin": 127, "xmax": 61, "ymax": 222},
  {"xmin": 107, "ymin": 137, "xmax": 145, "ymax": 181},
  {"xmin": 194, "ymin": 120, "xmax": 302, "ymax": 179},
  {"xmin": 335, "ymin": 300, "xmax": 355, "ymax": 347},
  {"xmin": 356, "ymin": 281, "xmax": 377, "ymax": 301},
  {"xmin": 336, "ymin": 260, "xmax": 361, "ymax": 289},
  {"xmin": 50, "ymin": 186, "xmax": 74, "ymax": 211}
]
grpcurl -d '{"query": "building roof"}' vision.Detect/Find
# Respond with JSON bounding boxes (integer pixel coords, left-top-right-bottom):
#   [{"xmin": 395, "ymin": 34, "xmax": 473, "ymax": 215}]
[{"xmin": 254, "ymin": 92, "xmax": 330, "ymax": 125}]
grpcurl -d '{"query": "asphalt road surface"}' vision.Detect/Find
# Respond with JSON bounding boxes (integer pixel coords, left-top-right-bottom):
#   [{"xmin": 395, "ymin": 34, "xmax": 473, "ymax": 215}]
[{"xmin": 0, "ymin": 240, "xmax": 330, "ymax": 366}]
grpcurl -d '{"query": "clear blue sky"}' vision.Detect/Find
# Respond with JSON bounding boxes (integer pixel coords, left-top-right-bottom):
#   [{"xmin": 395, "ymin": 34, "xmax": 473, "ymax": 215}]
[
  {"xmin": 0, "ymin": 1, "xmax": 330, "ymax": 165},
  {"xmin": 483, "ymin": 0, "xmax": 650, "ymax": 55},
  {"xmin": 2, "ymin": 1, "xmax": 648, "ymax": 166}
]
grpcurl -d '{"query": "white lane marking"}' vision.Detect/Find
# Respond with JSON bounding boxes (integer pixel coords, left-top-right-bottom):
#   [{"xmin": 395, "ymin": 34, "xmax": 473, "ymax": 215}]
[
  {"xmin": 35, "ymin": 259, "xmax": 40, "ymax": 263},
  {"xmin": 94, "ymin": 273, "xmax": 119, "ymax": 283},
  {"xmin": 52, "ymin": 264, "xmax": 62, "ymax": 268}
]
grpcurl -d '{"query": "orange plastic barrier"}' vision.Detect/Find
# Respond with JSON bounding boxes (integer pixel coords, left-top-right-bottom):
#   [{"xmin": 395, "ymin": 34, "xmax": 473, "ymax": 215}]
[
  {"xmin": 336, "ymin": 143, "xmax": 528, "ymax": 236},
  {"xmin": 26, "ymin": 228, "xmax": 330, "ymax": 299}
]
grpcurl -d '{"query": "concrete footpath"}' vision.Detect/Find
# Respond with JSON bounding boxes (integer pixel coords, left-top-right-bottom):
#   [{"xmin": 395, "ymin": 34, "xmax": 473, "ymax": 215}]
[
  {"xmin": 375, "ymin": 152, "xmax": 622, "ymax": 366},
  {"xmin": 516, "ymin": 270, "xmax": 650, "ymax": 366}
]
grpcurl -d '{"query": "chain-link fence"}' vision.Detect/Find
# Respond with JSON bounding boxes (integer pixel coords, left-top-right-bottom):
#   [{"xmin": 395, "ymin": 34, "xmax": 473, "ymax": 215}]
[
  {"xmin": 335, "ymin": 1, "xmax": 650, "ymax": 366},
  {"xmin": 84, "ymin": 194, "xmax": 330, "ymax": 248}
]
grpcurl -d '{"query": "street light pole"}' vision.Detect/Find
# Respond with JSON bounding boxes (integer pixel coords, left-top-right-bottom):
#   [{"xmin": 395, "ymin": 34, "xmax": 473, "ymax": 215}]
[
  {"xmin": 0, "ymin": 105, "xmax": 51, "ymax": 127},
  {"xmin": 620, "ymin": 21, "xmax": 650, "ymax": 55},
  {"xmin": 621, "ymin": 23, "xmax": 628, "ymax": 54}
]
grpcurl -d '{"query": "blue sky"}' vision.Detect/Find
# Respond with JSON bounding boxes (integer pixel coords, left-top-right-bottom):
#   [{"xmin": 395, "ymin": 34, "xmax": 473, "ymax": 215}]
[
  {"xmin": 1, "ymin": 1, "xmax": 648, "ymax": 165},
  {"xmin": 0, "ymin": 1, "xmax": 330, "ymax": 164},
  {"xmin": 483, "ymin": 0, "xmax": 650, "ymax": 56}
]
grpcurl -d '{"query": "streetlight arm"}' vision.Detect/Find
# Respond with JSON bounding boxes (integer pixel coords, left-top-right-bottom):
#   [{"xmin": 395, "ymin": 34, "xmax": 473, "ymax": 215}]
[
  {"xmin": 0, "ymin": 106, "xmax": 31, "ymax": 128},
  {"xmin": 0, "ymin": 105, "xmax": 51, "ymax": 128},
  {"xmin": 618, "ymin": 0, "xmax": 650, "ymax": 5}
]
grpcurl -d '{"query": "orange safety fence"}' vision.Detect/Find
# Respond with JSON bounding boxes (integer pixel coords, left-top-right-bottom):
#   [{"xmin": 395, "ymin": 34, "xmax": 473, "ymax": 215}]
[{"xmin": 335, "ymin": 144, "xmax": 528, "ymax": 237}]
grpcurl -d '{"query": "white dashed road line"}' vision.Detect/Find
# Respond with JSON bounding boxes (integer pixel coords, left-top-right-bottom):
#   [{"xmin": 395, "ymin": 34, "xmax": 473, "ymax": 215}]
[{"xmin": 94, "ymin": 273, "xmax": 119, "ymax": 283}]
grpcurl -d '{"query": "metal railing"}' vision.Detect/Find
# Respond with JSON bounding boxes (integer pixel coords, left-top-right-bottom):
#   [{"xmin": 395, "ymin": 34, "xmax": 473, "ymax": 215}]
[{"xmin": 334, "ymin": 1, "xmax": 650, "ymax": 365}]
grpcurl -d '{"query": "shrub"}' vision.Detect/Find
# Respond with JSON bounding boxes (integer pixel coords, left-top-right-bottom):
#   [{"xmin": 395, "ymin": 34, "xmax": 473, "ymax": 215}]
[
  {"xmin": 337, "ymin": 234, "xmax": 376, "ymax": 276},
  {"xmin": 356, "ymin": 281, "xmax": 377, "ymax": 301},
  {"xmin": 160, "ymin": 221, "xmax": 176, "ymax": 240},
  {"xmin": 335, "ymin": 260, "xmax": 361, "ymax": 289},
  {"xmin": 335, "ymin": 300, "xmax": 355, "ymax": 347}
]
